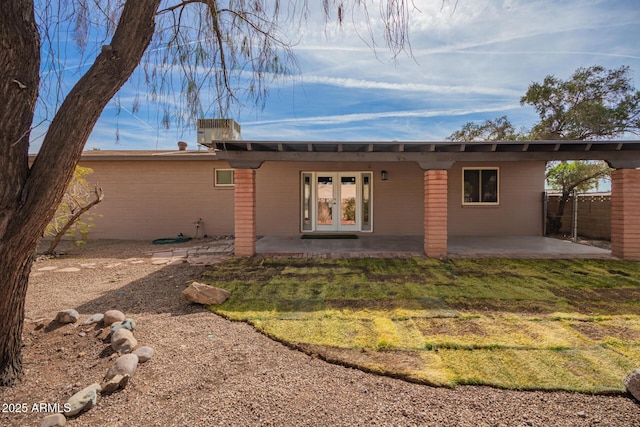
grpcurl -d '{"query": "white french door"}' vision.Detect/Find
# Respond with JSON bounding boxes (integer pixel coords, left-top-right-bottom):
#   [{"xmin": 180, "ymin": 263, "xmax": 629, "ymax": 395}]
[{"xmin": 301, "ymin": 172, "xmax": 372, "ymax": 232}]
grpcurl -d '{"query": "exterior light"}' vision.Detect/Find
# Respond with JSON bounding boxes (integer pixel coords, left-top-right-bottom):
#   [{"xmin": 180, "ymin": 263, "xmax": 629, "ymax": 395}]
[{"xmin": 381, "ymin": 170, "xmax": 388, "ymax": 181}]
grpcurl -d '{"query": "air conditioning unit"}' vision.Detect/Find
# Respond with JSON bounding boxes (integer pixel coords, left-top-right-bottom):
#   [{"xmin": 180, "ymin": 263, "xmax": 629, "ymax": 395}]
[{"xmin": 197, "ymin": 119, "xmax": 241, "ymax": 146}]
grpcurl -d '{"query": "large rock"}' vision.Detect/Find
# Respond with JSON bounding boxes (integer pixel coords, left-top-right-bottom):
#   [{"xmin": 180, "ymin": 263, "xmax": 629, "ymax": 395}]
[
  {"xmin": 133, "ymin": 346, "xmax": 155, "ymax": 363},
  {"xmin": 105, "ymin": 353, "xmax": 139, "ymax": 381},
  {"xmin": 111, "ymin": 318, "xmax": 136, "ymax": 335},
  {"xmin": 65, "ymin": 383, "xmax": 101, "ymax": 417},
  {"xmin": 101, "ymin": 374, "xmax": 130, "ymax": 394},
  {"xmin": 40, "ymin": 413, "xmax": 66, "ymax": 427},
  {"xmin": 182, "ymin": 282, "xmax": 231, "ymax": 305},
  {"xmin": 103, "ymin": 310, "xmax": 125, "ymax": 324},
  {"xmin": 55, "ymin": 309, "xmax": 79, "ymax": 324},
  {"xmin": 624, "ymin": 368, "xmax": 640, "ymax": 401},
  {"xmin": 82, "ymin": 313, "xmax": 104, "ymax": 325},
  {"xmin": 111, "ymin": 328, "xmax": 138, "ymax": 354}
]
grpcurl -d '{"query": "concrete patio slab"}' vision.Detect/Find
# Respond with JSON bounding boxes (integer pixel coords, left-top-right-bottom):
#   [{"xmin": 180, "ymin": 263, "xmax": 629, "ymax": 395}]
[
  {"xmin": 448, "ymin": 236, "xmax": 611, "ymax": 259},
  {"xmin": 255, "ymin": 235, "xmax": 612, "ymax": 259}
]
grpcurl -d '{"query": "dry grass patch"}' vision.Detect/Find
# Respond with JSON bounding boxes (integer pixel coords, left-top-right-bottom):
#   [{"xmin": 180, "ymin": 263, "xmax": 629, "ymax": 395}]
[{"xmin": 203, "ymin": 257, "xmax": 640, "ymax": 393}]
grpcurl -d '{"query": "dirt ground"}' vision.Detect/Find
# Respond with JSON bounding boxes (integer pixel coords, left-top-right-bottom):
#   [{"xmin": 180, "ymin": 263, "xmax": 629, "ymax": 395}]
[{"xmin": 1, "ymin": 239, "xmax": 639, "ymax": 426}]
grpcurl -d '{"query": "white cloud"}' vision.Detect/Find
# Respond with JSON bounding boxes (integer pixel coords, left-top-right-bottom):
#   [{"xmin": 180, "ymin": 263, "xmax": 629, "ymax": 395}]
[{"xmin": 29, "ymin": 0, "xmax": 640, "ymax": 151}]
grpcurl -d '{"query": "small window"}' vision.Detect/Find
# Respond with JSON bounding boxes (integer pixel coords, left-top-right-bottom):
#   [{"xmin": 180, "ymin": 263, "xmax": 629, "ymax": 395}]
[
  {"xmin": 215, "ymin": 169, "xmax": 234, "ymax": 186},
  {"xmin": 463, "ymin": 168, "xmax": 499, "ymax": 205}
]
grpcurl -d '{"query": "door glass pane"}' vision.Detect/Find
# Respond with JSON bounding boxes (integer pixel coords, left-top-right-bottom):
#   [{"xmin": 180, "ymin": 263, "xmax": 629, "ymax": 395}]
[
  {"xmin": 317, "ymin": 176, "xmax": 333, "ymax": 225},
  {"xmin": 340, "ymin": 176, "xmax": 357, "ymax": 225},
  {"xmin": 302, "ymin": 174, "xmax": 312, "ymax": 231},
  {"xmin": 362, "ymin": 173, "xmax": 371, "ymax": 231}
]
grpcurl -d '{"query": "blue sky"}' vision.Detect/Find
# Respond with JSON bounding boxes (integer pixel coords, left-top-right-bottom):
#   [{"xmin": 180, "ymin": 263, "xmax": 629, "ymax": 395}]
[{"xmin": 30, "ymin": 0, "xmax": 640, "ymax": 152}]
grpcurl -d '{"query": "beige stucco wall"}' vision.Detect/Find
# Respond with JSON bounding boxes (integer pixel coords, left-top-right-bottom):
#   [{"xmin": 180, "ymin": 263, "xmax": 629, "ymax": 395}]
[
  {"xmin": 255, "ymin": 161, "xmax": 424, "ymax": 235},
  {"xmin": 256, "ymin": 161, "xmax": 544, "ymax": 236},
  {"xmin": 78, "ymin": 159, "xmax": 235, "ymax": 240},
  {"xmin": 447, "ymin": 161, "xmax": 545, "ymax": 236},
  {"xmin": 77, "ymin": 156, "xmax": 545, "ymax": 240}
]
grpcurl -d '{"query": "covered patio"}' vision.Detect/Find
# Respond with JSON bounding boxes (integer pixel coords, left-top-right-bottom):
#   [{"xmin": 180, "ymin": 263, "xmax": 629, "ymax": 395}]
[
  {"xmin": 206, "ymin": 138, "xmax": 640, "ymax": 260},
  {"xmin": 255, "ymin": 235, "xmax": 612, "ymax": 259}
]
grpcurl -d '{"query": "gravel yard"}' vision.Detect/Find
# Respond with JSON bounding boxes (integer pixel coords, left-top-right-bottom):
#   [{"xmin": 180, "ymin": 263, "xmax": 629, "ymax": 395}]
[{"xmin": 1, "ymin": 239, "xmax": 639, "ymax": 426}]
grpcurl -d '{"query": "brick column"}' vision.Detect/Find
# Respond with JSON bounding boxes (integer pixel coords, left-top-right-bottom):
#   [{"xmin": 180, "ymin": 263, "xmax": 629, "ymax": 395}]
[
  {"xmin": 611, "ymin": 168, "xmax": 640, "ymax": 260},
  {"xmin": 424, "ymin": 170, "xmax": 448, "ymax": 258},
  {"xmin": 234, "ymin": 169, "xmax": 256, "ymax": 257}
]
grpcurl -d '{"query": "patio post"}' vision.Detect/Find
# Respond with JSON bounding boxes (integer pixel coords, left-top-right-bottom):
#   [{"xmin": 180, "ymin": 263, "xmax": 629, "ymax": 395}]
[
  {"xmin": 423, "ymin": 169, "xmax": 448, "ymax": 258},
  {"xmin": 234, "ymin": 169, "xmax": 256, "ymax": 257},
  {"xmin": 610, "ymin": 168, "xmax": 640, "ymax": 261}
]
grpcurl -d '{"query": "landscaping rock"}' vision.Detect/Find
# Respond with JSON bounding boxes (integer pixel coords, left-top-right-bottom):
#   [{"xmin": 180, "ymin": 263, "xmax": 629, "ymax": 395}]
[
  {"xmin": 65, "ymin": 383, "xmax": 101, "ymax": 417},
  {"xmin": 182, "ymin": 281, "xmax": 231, "ymax": 305},
  {"xmin": 103, "ymin": 309, "xmax": 125, "ymax": 324},
  {"xmin": 111, "ymin": 328, "xmax": 138, "ymax": 354},
  {"xmin": 623, "ymin": 368, "xmax": 640, "ymax": 401},
  {"xmin": 111, "ymin": 318, "xmax": 136, "ymax": 334},
  {"xmin": 101, "ymin": 374, "xmax": 130, "ymax": 394},
  {"xmin": 82, "ymin": 313, "xmax": 104, "ymax": 325},
  {"xmin": 105, "ymin": 354, "xmax": 138, "ymax": 381},
  {"xmin": 133, "ymin": 346, "xmax": 154, "ymax": 363},
  {"xmin": 55, "ymin": 309, "xmax": 79, "ymax": 324},
  {"xmin": 40, "ymin": 413, "xmax": 66, "ymax": 427}
]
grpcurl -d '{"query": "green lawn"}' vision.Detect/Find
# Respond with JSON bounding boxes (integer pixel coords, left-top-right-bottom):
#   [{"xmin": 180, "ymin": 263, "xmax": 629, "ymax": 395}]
[{"xmin": 202, "ymin": 257, "xmax": 640, "ymax": 393}]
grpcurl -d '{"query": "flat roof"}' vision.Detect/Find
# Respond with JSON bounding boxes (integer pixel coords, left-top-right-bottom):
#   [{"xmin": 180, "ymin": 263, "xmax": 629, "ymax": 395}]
[
  {"xmin": 29, "ymin": 149, "xmax": 219, "ymax": 162},
  {"xmin": 28, "ymin": 140, "xmax": 640, "ymax": 168},
  {"xmin": 204, "ymin": 140, "xmax": 640, "ymax": 169}
]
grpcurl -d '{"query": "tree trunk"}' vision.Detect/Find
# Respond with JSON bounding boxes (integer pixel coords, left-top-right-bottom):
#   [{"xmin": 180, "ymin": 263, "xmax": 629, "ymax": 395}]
[
  {"xmin": 0, "ymin": 0, "xmax": 41, "ymax": 386},
  {"xmin": 45, "ymin": 187, "xmax": 104, "ymax": 255},
  {"xmin": 547, "ymin": 191, "xmax": 570, "ymax": 235},
  {"xmin": 0, "ymin": 0, "xmax": 160, "ymax": 386},
  {"xmin": 0, "ymin": 243, "xmax": 34, "ymax": 385}
]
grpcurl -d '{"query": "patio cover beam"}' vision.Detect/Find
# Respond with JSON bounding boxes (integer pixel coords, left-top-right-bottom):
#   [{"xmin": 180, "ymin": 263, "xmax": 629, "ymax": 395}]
[{"xmin": 209, "ymin": 140, "xmax": 640, "ymax": 168}]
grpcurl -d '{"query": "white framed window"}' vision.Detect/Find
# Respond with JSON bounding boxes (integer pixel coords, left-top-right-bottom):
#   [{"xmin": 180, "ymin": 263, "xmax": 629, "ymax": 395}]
[
  {"xmin": 214, "ymin": 169, "xmax": 234, "ymax": 187},
  {"xmin": 462, "ymin": 167, "xmax": 499, "ymax": 205}
]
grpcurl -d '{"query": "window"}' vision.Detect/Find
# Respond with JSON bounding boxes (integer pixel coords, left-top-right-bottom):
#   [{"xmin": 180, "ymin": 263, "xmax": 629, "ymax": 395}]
[
  {"xmin": 463, "ymin": 168, "xmax": 499, "ymax": 205},
  {"xmin": 214, "ymin": 169, "xmax": 234, "ymax": 186}
]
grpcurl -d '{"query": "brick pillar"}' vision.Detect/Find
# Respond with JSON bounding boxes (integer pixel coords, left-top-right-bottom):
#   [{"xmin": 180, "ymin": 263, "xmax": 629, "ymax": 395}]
[
  {"xmin": 424, "ymin": 170, "xmax": 448, "ymax": 258},
  {"xmin": 611, "ymin": 168, "xmax": 640, "ymax": 260},
  {"xmin": 234, "ymin": 169, "xmax": 256, "ymax": 257}
]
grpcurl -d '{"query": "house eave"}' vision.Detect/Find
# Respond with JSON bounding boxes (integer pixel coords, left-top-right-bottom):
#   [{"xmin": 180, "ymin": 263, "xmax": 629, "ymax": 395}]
[{"xmin": 204, "ymin": 140, "xmax": 640, "ymax": 169}]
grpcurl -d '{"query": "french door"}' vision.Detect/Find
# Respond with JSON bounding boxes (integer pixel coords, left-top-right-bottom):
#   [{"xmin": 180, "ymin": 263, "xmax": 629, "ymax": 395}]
[{"xmin": 301, "ymin": 172, "xmax": 372, "ymax": 232}]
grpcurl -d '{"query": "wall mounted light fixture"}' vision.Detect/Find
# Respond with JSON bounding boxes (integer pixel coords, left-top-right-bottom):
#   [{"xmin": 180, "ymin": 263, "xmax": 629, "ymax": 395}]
[{"xmin": 381, "ymin": 170, "xmax": 388, "ymax": 181}]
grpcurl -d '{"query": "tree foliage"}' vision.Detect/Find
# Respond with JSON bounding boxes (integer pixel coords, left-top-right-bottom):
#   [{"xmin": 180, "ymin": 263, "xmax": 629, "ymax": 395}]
[
  {"xmin": 44, "ymin": 166, "xmax": 104, "ymax": 255},
  {"xmin": 449, "ymin": 65, "xmax": 640, "ymax": 143},
  {"xmin": 446, "ymin": 115, "xmax": 524, "ymax": 142},
  {"xmin": 38, "ymin": 0, "xmax": 416, "ymax": 129},
  {"xmin": 522, "ymin": 65, "xmax": 640, "ymax": 140},
  {"xmin": 545, "ymin": 161, "xmax": 611, "ymax": 194}
]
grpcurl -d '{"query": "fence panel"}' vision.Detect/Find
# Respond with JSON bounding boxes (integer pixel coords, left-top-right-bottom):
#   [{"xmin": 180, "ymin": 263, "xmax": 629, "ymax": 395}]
[{"xmin": 545, "ymin": 192, "xmax": 611, "ymax": 240}]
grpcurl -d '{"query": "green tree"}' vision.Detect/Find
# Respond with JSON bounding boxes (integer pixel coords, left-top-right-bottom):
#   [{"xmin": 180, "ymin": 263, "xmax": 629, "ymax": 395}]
[
  {"xmin": 44, "ymin": 167, "xmax": 104, "ymax": 255},
  {"xmin": 521, "ymin": 65, "xmax": 640, "ymax": 140},
  {"xmin": 545, "ymin": 161, "xmax": 611, "ymax": 234},
  {"xmin": 0, "ymin": 0, "xmax": 415, "ymax": 385},
  {"xmin": 447, "ymin": 115, "xmax": 524, "ymax": 142}
]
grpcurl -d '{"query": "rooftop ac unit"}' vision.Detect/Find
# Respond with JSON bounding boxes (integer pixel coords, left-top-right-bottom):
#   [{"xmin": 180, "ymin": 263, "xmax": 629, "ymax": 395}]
[{"xmin": 197, "ymin": 119, "xmax": 241, "ymax": 146}]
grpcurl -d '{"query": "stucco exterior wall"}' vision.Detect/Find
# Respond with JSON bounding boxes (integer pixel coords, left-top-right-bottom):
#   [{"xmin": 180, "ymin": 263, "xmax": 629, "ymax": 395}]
[
  {"xmin": 255, "ymin": 161, "xmax": 424, "ymax": 236},
  {"xmin": 78, "ymin": 159, "xmax": 235, "ymax": 240},
  {"xmin": 447, "ymin": 161, "xmax": 545, "ymax": 236},
  {"xmin": 77, "ymin": 156, "xmax": 545, "ymax": 240},
  {"xmin": 255, "ymin": 160, "xmax": 544, "ymax": 236}
]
